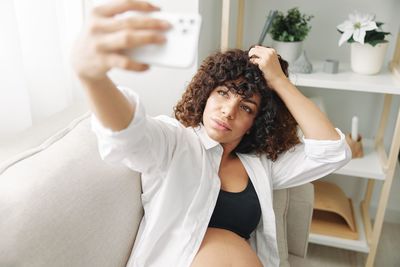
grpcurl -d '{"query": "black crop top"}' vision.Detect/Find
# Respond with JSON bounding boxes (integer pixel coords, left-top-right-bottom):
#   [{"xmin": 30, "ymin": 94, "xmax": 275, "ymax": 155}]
[{"xmin": 208, "ymin": 178, "xmax": 262, "ymax": 239}]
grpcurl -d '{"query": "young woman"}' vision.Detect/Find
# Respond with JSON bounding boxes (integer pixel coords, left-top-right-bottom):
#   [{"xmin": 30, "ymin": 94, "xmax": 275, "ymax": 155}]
[{"xmin": 72, "ymin": 1, "xmax": 351, "ymax": 266}]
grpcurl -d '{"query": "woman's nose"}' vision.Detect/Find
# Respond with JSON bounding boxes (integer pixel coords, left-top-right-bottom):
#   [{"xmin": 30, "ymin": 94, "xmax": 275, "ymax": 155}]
[{"xmin": 221, "ymin": 101, "xmax": 237, "ymax": 119}]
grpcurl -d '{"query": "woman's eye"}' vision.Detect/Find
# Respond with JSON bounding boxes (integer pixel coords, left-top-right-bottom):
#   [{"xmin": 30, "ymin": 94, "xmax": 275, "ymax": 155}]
[
  {"xmin": 241, "ymin": 105, "xmax": 252, "ymax": 113},
  {"xmin": 217, "ymin": 90, "xmax": 228, "ymax": 96}
]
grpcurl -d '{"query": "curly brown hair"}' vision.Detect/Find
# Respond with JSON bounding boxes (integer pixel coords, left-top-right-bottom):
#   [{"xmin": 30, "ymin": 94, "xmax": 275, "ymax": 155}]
[{"xmin": 174, "ymin": 48, "xmax": 300, "ymax": 161}]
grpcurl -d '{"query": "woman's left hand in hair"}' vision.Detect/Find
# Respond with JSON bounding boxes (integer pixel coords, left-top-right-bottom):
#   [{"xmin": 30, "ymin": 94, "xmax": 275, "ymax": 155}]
[
  {"xmin": 248, "ymin": 46, "xmax": 288, "ymax": 89},
  {"xmin": 249, "ymin": 46, "xmax": 340, "ymax": 141}
]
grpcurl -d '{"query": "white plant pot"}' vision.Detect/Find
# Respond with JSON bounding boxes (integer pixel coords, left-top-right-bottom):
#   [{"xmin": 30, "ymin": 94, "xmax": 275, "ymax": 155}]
[
  {"xmin": 272, "ymin": 40, "xmax": 303, "ymax": 64},
  {"xmin": 350, "ymin": 42, "xmax": 388, "ymax": 75}
]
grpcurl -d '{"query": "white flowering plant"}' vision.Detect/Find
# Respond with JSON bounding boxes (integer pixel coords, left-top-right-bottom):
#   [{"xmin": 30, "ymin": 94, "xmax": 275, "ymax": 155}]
[{"xmin": 337, "ymin": 11, "xmax": 390, "ymax": 47}]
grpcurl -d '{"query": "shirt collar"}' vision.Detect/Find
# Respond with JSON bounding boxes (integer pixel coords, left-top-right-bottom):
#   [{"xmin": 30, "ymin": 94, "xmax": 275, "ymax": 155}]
[{"xmin": 193, "ymin": 124, "xmax": 220, "ymax": 150}]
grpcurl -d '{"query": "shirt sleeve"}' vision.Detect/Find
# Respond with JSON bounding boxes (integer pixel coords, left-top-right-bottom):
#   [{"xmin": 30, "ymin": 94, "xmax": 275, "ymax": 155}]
[
  {"xmin": 90, "ymin": 86, "xmax": 180, "ymax": 175},
  {"xmin": 269, "ymin": 128, "xmax": 352, "ymax": 190}
]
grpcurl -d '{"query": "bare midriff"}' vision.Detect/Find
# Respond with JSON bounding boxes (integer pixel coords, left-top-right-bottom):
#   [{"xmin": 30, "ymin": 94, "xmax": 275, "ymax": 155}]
[{"xmin": 190, "ymin": 227, "xmax": 263, "ymax": 267}]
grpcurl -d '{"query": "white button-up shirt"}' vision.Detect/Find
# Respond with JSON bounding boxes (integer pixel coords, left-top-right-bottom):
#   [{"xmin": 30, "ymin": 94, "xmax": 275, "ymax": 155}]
[{"xmin": 91, "ymin": 87, "xmax": 351, "ymax": 267}]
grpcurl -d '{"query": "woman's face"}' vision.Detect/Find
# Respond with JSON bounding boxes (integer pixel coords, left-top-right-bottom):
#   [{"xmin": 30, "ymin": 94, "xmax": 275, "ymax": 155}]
[{"xmin": 203, "ymin": 86, "xmax": 260, "ymax": 151}]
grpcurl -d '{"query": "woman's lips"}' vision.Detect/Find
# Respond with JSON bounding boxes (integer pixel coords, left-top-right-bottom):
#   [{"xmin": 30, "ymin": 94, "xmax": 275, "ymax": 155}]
[{"xmin": 212, "ymin": 118, "xmax": 232, "ymax": 131}]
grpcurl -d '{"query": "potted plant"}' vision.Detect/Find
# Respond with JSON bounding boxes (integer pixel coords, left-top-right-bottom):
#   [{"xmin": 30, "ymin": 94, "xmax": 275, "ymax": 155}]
[
  {"xmin": 269, "ymin": 7, "xmax": 314, "ymax": 63},
  {"xmin": 337, "ymin": 11, "xmax": 391, "ymax": 75}
]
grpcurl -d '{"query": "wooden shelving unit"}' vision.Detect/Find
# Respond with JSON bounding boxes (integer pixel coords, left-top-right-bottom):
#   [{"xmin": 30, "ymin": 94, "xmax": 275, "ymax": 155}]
[
  {"xmin": 292, "ymin": 63, "xmax": 400, "ymax": 266},
  {"xmin": 221, "ymin": 1, "xmax": 400, "ymax": 266}
]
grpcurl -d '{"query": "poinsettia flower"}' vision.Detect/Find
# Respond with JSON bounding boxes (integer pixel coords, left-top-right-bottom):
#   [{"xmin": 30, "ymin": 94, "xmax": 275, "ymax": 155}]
[{"xmin": 337, "ymin": 11, "xmax": 378, "ymax": 46}]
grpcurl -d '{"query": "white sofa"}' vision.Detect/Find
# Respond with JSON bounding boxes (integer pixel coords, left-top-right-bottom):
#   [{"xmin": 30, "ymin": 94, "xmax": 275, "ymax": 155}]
[{"xmin": 0, "ymin": 104, "xmax": 313, "ymax": 267}]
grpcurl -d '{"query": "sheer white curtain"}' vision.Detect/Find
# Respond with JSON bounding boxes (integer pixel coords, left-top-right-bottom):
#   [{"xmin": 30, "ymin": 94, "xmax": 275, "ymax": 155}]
[{"xmin": 0, "ymin": 0, "xmax": 86, "ymax": 139}]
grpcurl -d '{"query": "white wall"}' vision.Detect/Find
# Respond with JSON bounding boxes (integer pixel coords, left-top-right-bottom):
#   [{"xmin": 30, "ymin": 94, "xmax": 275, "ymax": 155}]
[
  {"xmin": 230, "ymin": 0, "xmax": 400, "ymax": 223},
  {"xmin": 198, "ymin": 0, "xmax": 223, "ymax": 61}
]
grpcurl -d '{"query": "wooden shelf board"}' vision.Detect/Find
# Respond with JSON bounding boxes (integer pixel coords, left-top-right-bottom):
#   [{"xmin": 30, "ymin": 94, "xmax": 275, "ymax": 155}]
[
  {"xmin": 333, "ymin": 139, "xmax": 385, "ymax": 180},
  {"xmin": 309, "ymin": 201, "xmax": 369, "ymax": 253},
  {"xmin": 290, "ymin": 62, "xmax": 400, "ymax": 95}
]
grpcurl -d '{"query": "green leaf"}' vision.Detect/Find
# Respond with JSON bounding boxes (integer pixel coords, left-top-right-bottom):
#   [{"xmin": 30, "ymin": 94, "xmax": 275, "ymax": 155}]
[
  {"xmin": 270, "ymin": 7, "xmax": 313, "ymax": 42},
  {"xmin": 369, "ymin": 39, "xmax": 388, "ymax": 47},
  {"xmin": 365, "ymin": 29, "xmax": 391, "ymax": 44}
]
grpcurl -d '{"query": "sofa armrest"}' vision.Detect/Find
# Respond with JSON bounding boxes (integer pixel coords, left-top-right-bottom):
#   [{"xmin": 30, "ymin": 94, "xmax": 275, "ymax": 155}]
[
  {"xmin": 287, "ymin": 183, "xmax": 314, "ymax": 258},
  {"xmin": 0, "ymin": 101, "xmax": 88, "ymax": 164},
  {"xmin": 0, "ymin": 115, "xmax": 143, "ymax": 267}
]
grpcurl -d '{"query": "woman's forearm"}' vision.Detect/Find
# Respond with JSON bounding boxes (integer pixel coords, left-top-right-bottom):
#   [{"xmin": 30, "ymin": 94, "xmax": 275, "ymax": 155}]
[
  {"xmin": 79, "ymin": 75, "xmax": 135, "ymax": 132},
  {"xmin": 271, "ymin": 78, "xmax": 340, "ymax": 140}
]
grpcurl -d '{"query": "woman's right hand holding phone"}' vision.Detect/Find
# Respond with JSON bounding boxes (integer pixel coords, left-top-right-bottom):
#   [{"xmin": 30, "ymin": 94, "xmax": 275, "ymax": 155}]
[
  {"xmin": 71, "ymin": 0, "xmax": 170, "ymax": 131},
  {"xmin": 72, "ymin": 0, "xmax": 171, "ymax": 81}
]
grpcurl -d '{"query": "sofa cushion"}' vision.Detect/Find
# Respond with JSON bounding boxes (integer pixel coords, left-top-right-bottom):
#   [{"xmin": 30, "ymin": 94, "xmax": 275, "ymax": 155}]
[
  {"xmin": 287, "ymin": 183, "xmax": 314, "ymax": 257},
  {"xmin": 273, "ymin": 184, "xmax": 314, "ymax": 266},
  {"xmin": 273, "ymin": 188, "xmax": 290, "ymax": 267},
  {"xmin": 0, "ymin": 115, "xmax": 143, "ymax": 267}
]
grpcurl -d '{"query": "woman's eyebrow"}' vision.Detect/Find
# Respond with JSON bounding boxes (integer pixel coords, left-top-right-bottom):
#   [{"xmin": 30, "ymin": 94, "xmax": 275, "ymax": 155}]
[{"xmin": 242, "ymin": 98, "xmax": 259, "ymax": 107}]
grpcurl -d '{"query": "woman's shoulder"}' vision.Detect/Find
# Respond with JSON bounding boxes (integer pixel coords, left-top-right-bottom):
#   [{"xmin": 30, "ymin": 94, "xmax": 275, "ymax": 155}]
[{"xmin": 154, "ymin": 115, "xmax": 182, "ymax": 127}]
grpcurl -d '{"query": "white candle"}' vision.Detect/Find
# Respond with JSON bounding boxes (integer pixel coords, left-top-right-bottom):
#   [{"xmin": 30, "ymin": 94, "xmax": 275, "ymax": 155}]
[{"xmin": 351, "ymin": 116, "xmax": 358, "ymax": 141}]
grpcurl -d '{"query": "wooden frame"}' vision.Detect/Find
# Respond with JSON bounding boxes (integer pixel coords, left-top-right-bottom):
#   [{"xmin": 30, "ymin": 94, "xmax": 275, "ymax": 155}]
[
  {"xmin": 390, "ymin": 27, "xmax": 400, "ymax": 81},
  {"xmin": 220, "ymin": 0, "xmax": 245, "ymax": 51},
  {"xmin": 220, "ymin": 0, "xmax": 231, "ymax": 52}
]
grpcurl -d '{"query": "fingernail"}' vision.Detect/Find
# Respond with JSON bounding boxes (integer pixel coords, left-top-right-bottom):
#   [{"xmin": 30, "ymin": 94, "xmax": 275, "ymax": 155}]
[
  {"xmin": 150, "ymin": 4, "xmax": 161, "ymax": 11},
  {"xmin": 158, "ymin": 35, "xmax": 167, "ymax": 42},
  {"xmin": 161, "ymin": 21, "xmax": 172, "ymax": 29}
]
